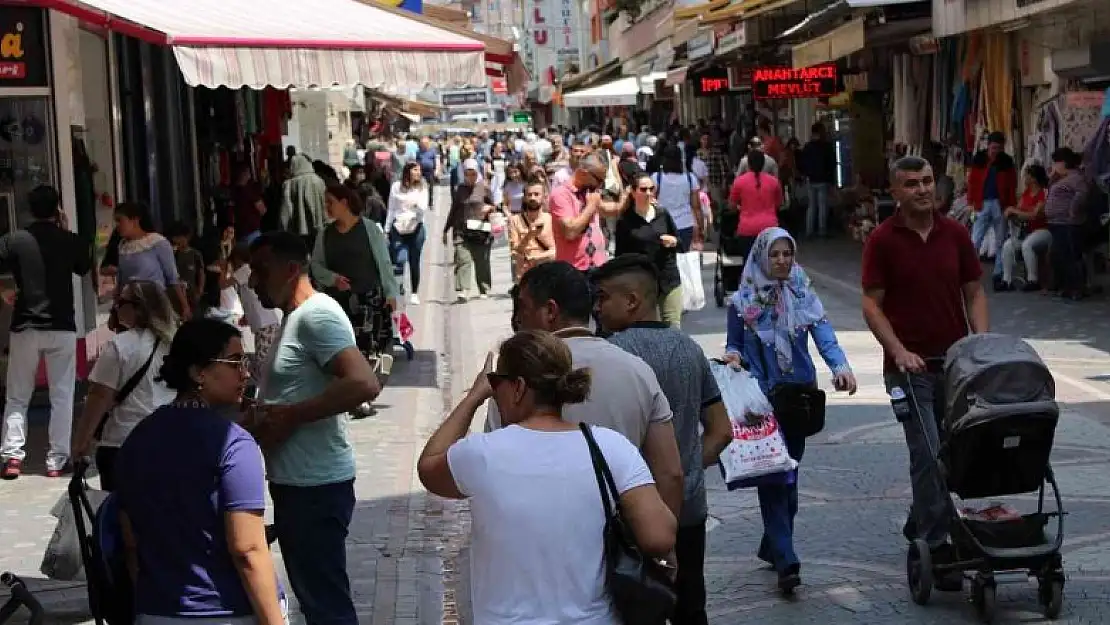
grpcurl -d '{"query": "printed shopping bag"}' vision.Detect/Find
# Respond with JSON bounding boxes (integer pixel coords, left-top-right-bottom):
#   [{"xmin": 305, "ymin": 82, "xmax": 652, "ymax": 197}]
[
  {"xmin": 709, "ymin": 361, "xmax": 797, "ymax": 490},
  {"xmin": 677, "ymin": 252, "xmax": 706, "ymax": 312}
]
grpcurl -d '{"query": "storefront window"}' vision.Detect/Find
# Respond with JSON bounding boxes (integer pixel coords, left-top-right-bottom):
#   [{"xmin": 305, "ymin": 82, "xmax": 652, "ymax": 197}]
[{"xmin": 0, "ymin": 96, "xmax": 56, "ymax": 236}]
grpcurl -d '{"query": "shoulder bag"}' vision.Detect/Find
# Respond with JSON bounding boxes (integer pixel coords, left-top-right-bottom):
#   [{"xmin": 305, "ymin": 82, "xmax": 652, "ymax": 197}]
[
  {"xmin": 751, "ymin": 339, "xmax": 826, "ymax": 439},
  {"xmin": 579, "ymin": 423, "xmax": 675, "ymax": 625},
  {"xmin": 92, "ymin": 340, "xmax": 161, "ymax": 441}
]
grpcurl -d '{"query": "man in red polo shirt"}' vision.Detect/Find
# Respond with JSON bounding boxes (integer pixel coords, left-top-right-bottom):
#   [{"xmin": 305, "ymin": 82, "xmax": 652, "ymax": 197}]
[{"xmin": 861, "ymin": 155, "xmax": 989, "ymax": 591}]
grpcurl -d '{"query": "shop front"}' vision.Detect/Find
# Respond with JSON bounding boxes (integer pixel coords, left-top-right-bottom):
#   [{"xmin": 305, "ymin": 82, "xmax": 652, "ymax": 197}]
[{"xmin": 1, "ymin": 0, "xmax": 489, "ymax": 387}]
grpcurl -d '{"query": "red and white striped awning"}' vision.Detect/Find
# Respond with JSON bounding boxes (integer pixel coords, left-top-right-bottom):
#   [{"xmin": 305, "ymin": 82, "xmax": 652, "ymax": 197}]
[{"xmin": 39, "ymin": 0, "xmax": 487, "ymax": 90}]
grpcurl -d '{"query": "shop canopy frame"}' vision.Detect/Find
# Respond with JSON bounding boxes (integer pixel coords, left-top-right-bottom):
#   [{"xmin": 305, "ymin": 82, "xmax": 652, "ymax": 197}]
[{"xmin": 34, "ymin": 0, "xmax": 487, "ymax": 90}]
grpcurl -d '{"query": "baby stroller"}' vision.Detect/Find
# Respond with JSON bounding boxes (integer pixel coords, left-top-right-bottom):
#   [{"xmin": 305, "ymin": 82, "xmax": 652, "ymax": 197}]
[
  {"xmin": 713, "ymin": 208, "xmax": 749, "ymax": 308},
  {"xmin": 68, "ymin": 461, "xmax": 133, "ymax": 625},
  {"xmin": 0, "ymin": 573, "xmax": 43, "ymax": 625},
  {"xmin": 904, "ymin": 333, "xmax": 1065, "ymax": 622}
]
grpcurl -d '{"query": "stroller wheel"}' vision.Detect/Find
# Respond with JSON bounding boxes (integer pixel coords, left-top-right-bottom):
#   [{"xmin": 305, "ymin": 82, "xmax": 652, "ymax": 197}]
[
  {"xmin": 907, "ymin": 539, "xmax": 933, "ymax": 605},
  {"xmin": 972, "ymin": 579, "xmax": 996, "ymax": 623},
  {"xmin": 1040, "ymin": 579, "xmax": 1063, "ymax": 619}
]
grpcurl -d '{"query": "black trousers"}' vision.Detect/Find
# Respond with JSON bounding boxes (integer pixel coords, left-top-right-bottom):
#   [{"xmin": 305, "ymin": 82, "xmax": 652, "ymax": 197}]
[
  {"xmin": 673, "ymin": 521, "xmax": 708, "ymax": 625},
  {"xmin": 96, "ymin": 445, "xmax": 119, "ymax": 492}
]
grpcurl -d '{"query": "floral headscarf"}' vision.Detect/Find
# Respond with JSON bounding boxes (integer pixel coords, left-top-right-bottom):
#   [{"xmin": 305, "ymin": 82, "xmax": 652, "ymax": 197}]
[{"xmin": 731, "ymin": 227, "xmax": 826, "ymax": 373}]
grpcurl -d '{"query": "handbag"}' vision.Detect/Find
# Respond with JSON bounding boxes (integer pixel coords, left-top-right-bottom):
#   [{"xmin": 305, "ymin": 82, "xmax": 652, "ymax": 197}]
[
  {"xmin": 579, "ymin": 423, "xmax": 676, "ymax": 625},
  {"xmin": 753, "ymin": 341, "xmax": 827, "ymax": 439}
]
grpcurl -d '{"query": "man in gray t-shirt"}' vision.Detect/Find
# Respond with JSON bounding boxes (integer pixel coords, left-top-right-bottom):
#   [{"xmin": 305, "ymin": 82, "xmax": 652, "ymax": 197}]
[
  {"xmin": 594, "ymin": 254, "xmax": 731, "ymax": 625},
  {"xmin": 486, "ymin": 262, "xmax": 685, "ymax": 516}
]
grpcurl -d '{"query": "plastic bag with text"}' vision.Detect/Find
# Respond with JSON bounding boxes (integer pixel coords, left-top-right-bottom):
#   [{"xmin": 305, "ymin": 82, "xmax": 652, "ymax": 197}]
[{"xmin": 709, "ymin": 361, "xmax": 798, "ymax": 490}]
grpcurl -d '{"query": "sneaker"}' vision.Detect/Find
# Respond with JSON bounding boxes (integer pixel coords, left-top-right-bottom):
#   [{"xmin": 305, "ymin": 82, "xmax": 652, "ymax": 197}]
[
  {"xmin": 2, "ymin": 458, "xmax": 22, "ymax": 479},
  {"xmin": 456, "ymin": 292, "xmax": 468, "ymax": 303},
  {"xmin": 478, "ymin": 293, "xmax": 489, "ymax": 300},
  {"xmin": 45, "ymin": 463, "xmax": 70, "ymax": 478},
  {"xmin": 778, "ymin": 564, "xmax": 801, "ymax": 594},
  {"xmin": 409, "ymin": 294, "xmax": 421, "ymax": 306}
]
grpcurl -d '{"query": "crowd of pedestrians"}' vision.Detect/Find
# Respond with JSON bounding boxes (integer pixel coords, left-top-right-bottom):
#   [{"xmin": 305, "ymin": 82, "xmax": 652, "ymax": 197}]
[{"xmin": 0, "ymin": 115, "xmax": 1005, "ymax": 625}]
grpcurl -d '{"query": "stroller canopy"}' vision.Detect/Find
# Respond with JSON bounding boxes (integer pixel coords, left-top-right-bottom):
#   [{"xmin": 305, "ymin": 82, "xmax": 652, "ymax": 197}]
[{"xmin": 944, "ymin": 333, "xmax": 1055, "ymax": 424}]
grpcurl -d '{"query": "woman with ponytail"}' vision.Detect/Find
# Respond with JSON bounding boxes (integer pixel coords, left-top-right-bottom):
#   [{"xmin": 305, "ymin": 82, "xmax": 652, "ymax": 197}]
[
  {"xmin": 418, "ymin": 330, "xmax": 676, "ymax": 624},
  {"xmin": 728, "ymin": 148, "xmax": 784, "ymax": 256}
]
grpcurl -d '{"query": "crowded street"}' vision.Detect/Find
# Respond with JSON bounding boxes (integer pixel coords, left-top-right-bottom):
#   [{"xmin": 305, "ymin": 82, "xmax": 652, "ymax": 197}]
[{"xmin": 1, "ymin": 187, "xmax": 1109, "ymax": 624}]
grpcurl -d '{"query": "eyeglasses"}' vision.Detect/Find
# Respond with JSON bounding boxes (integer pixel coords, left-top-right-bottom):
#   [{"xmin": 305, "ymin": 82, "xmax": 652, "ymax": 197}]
[{"xmin": 211, "ymin": 356, "xmax": 249, "ymax": 371}]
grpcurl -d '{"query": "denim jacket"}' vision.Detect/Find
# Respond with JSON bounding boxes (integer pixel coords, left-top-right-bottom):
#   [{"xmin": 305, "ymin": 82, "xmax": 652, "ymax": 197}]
[{"xmin": 724, "ymin": 303, "xmax": 850, "ymax": 396}]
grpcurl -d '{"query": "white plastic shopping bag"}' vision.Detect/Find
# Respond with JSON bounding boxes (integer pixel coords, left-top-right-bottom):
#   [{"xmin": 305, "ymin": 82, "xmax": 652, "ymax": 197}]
[
  {"xmin": 678, "ymin": 251, "xmax": 705, "ymax": 312},
  {"xmin": 40, "ymin": 489, "xmax": 109, "ymax": 581},
  {"xmin": 709, "ymin": 361, "xmax": 798, "ymax": 489}
]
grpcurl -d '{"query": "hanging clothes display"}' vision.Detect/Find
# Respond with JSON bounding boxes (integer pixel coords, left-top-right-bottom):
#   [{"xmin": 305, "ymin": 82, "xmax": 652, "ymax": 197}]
[
  {"xmin": 1025, "ymin": 95, "xmax": 1061, "ymax": 167},
  {"xmin": 980, "ymin": 33, "xmax": 1013, "ymax": 139}
]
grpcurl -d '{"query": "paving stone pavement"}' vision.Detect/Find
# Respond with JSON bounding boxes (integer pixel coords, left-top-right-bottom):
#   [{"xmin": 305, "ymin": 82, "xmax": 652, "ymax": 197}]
[{"xmin": 5, "ymin": 224, "xmax": 1110, "ymax": 624}]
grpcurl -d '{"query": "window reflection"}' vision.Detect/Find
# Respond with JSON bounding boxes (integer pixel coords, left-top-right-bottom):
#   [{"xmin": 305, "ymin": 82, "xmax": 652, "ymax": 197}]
[{"xmin": 0, "ymin": 96, "xmax": 56, "ymax": 236}]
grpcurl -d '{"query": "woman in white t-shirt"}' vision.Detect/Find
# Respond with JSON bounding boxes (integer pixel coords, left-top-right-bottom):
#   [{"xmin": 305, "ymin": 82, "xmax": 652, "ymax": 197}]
[
  {"xmin": 72, "ymin": 280, "xmax": 178, "ymax": 490},
  {"xmin": 418, "ymin": 330, "xmax": 676, "ymax": 625},
  {"xmin": 387, "ymin": 162, "xmax": 430, "ymax": 305},
  {"xmin": 653, "ymin": 145, "xmax": 705, "ymax": 252}
]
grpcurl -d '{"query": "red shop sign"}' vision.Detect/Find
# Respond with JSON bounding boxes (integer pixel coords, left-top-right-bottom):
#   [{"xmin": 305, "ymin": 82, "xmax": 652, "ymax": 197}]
[{"xmin": 752, "ymin": 64, "xmax": 838, "ymax": 100}]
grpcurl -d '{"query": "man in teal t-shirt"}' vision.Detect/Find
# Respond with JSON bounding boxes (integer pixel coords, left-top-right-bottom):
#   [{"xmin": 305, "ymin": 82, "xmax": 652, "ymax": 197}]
[{"xmin": 247, "ymin": 231, "xmax": 381, "ymax": 625}]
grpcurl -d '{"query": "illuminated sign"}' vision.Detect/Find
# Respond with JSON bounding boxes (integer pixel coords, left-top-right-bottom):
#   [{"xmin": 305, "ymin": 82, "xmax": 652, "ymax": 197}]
[
  {"xmin": 752, "ymin": 64, "xmax": 838, "ymax": 99},
  {"xmin": 0, "ymin": 8, "xmax": 46, "ymax": 88},
  {"xmin": 692, "ymin": 68, "xmax": 731, "ymax": 97}
]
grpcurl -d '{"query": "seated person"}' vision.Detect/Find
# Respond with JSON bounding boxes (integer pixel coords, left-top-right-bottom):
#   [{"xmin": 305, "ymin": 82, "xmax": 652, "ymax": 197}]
[{"xmin": 998, "ymin": 164, "xmax": 1050, "ymax": 292}]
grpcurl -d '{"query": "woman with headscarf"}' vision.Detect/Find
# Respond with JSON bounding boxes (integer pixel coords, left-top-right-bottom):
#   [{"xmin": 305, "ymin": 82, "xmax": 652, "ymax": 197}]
[{"xmin": 720, "ymin": 227, "xmax": 856, "ymax": 595}]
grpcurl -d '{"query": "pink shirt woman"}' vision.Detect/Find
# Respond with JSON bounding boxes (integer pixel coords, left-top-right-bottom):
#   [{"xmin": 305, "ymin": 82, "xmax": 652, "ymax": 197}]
[{"xmin": 729, "ymin": 150, "xmax": 783, "ymax": 237}]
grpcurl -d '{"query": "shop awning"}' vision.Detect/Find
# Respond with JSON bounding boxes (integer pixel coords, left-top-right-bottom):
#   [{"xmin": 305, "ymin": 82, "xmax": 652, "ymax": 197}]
[
  {"xmin": 563, "ymin": 77, "xmax": 641, "ymax": 108},
  {"xmin": 39, "ymin": 0, "xmax": 486, "ymax": 90},
  {"xmin": 791, "ymin": 17, "xmax": 865, "ymax": 68}
]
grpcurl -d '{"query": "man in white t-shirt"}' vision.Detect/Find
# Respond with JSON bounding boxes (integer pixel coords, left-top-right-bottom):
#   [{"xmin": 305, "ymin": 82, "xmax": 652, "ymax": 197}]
[{"xmin": 485, "ymin": 261, "xmax": 684, "ymax": 516}]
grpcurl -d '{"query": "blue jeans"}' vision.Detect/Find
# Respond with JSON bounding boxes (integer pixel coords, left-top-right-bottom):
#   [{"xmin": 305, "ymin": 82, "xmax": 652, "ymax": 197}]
[
  {"xmin": 806, "ymin": 182, "xmax": 830, "ymax": 237},
  {"xmin": 972, "ymin": 199, "xmax": 1005, "ymax": 259},
  {"xmin": 270, "ymin": 480, "xmax": 357, "ymax": 625},
  {"xmin": 390, "ymin": 224, "xmax": 426, "ymax": 294},
  {"xmin": 757, "ymin": 435, "xmax": 806, "ymax": 573}
]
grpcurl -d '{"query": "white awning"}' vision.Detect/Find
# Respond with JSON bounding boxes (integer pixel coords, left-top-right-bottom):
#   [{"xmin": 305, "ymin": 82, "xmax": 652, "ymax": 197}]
[
  {"xmin": 791, "ymin": 17, "xmax": 866, "ymax": 68},
  {"xmin": 563, "ymin": 77, "xmax": 642, "ymax": 108},
  {"xmin": 40, "ymin": 0, "xmax": 486, "ymax": 90}
]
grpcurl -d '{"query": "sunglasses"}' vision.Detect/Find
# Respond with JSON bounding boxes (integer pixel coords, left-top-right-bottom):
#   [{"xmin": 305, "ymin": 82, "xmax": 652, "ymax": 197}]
[{"xmin": 486, "ymin": 372, "xmax": 516, "ymax": 389}]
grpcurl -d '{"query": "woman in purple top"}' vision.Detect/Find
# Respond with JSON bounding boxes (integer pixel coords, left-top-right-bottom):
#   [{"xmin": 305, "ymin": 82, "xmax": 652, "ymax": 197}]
[
  {"xmin": 114, "ymin": 319, "xmax": 285, "ymax": 625},
  {"xmin": 114, "ymin": 202, "xmax": 191, "ymax": 319}
]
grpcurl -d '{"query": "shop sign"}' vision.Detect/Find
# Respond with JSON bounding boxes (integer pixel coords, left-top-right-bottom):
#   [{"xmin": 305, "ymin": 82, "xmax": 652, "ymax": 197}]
[
  {"xmin": 716, "ymin": 26, "xmax": 747, "ymax": 56},
  {"xmin": 752, "ymin": 64, "xmax": 838, "ymax": 99},
  {"xmin": 692, "ymin": 68, "xmax": 730, "ymax": 97},
  {"xmin": 511, "ymin": 111, "xmax": 533, "ymax": 123},
  {"xmin": 687, "ymin": 31, "xmax": 716, "ymax": 61},
  {"xmin": 0, "ymin": 8, "xmax": 48, "ymax": 88},
  {"xmin": 490, "ymin": 77, "xmax": 509, "ymax": 94},
  {"xmin": 441, "ymin": 89, "xmax": 490, "ymax": 107}
]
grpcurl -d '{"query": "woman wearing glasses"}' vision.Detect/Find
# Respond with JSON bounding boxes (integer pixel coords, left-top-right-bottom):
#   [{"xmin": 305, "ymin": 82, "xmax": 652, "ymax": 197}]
[
  {"xmin": 72, "ymin": 280, "xmax": 178, "ymax": 489},
  {"xmin": 418, "ymin": 330, "xmax": 675, "ymax": 625},
  {"xmin": 614, "ymin": 173, "xmax": 683, "ymax": 328},
  {"xmin": 113, "ymin": 319, "xmax": 286, "ymax": 625}
]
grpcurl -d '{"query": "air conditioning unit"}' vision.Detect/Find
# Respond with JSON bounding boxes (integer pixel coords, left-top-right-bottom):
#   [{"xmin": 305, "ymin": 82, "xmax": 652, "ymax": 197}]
[{"xmin": 1051, "ymin": 44, "xmax": 1110, "ymax": 80}]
